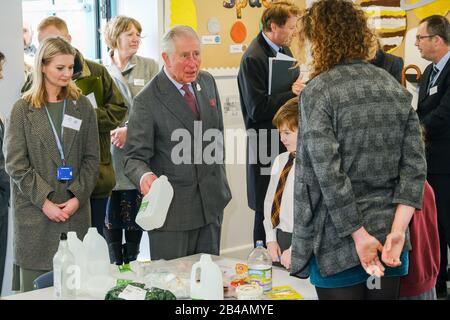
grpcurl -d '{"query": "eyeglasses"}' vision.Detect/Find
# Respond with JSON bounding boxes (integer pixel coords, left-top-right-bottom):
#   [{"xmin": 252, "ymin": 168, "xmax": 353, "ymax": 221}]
[{"xmin": 415, "ymin": 34, "xmax": 436, "ymax": 41}]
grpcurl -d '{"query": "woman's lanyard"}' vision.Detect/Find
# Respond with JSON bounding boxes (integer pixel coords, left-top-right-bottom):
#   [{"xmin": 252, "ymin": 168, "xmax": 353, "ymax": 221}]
[{"xmin": 45, "ymin": 99, "xmax": 66, "ymax": 165}]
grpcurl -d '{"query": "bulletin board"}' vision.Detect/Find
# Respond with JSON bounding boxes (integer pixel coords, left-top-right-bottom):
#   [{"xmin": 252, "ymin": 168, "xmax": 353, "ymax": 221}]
[
  {"xmin": 169, "ymin": 0, "xmax": 305, "ymax": 70},
  {"xmin": 167, "ymin": 0, "xmax": 450, "ymax": 70}
]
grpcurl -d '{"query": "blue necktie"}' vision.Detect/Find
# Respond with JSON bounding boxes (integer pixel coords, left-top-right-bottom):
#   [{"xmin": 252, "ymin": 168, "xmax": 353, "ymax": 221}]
[{"xmin": 428, "ymin": 65, "xmax": 439, "ymax": 92}]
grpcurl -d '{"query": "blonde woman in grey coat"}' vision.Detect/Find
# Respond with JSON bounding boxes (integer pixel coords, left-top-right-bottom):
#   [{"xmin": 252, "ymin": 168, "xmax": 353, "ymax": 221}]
[
  {"xmin": 5, "ymin": 37, "xmax": 99, "ymax": 292},
  {"xmin": 103, "ymin": 16, "xmax": 159, "ymax": 265}
]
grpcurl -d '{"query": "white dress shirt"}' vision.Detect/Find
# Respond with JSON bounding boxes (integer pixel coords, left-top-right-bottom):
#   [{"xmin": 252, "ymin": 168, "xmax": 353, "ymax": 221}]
[{"xmin": 263, "ymin": 152, "xmax": 295, "ymax": 243}]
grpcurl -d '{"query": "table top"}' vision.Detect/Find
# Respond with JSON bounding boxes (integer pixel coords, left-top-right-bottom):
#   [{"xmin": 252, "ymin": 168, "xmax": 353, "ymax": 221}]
[{"xmin": 2, "ymin": 254, "xmax": 317, "ymax": 300}]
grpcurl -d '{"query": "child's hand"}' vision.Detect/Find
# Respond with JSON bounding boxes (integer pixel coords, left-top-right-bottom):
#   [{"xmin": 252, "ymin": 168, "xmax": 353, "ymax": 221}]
[
  {"xmin": 267, "ymin": 241, "xmax": 281, "ymax": 262},
  {"xmin": 280, "ymin": 247, "xmax": 292, "ymax": 269}
]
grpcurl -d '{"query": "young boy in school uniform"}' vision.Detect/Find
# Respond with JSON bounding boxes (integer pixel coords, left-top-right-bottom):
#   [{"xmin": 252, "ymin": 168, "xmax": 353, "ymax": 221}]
[{"xmin": 263, "ymin": 97, "xmax": 299, "ymax": 267}]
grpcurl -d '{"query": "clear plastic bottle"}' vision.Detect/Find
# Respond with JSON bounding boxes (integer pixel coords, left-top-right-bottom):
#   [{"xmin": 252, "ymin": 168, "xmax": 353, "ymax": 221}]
[
  {"xmin": 53, "ymin": 232, "xmax": 76, "ymax": 299},
  {"xmin": 247, "ymin": 240, "xmax": 272, "ymax": 293},
  {"xmin": 67, "ymin": 231, "xmax": 86, "ymax": 293}
]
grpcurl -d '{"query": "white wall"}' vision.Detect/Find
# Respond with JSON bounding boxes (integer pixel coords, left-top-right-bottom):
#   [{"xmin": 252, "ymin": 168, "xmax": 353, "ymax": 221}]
[
  {"xmin": 0, "ymin": 0, "xmax": 24, "ymax": 296},
  {"xmin": 115, "ymin": 0, "xmax": 164, "ymax": 64},
  {"xmin": 213, "ymin": 74, "xmax": 254, "ymax": 258}
]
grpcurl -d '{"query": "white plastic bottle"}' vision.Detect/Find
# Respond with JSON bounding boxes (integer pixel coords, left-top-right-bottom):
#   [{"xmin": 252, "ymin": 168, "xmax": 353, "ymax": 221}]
[
  {"xmin": 67, "ymin": 231, "xmax": 87, "ymax": 293},
  {"xmin": 247, "ymin": 240, "xmax": 272, "ymax": 293},
  {"xmin": 190, "ymin": 254, "xmax": 224, "ymax": 300},
  {"xmin": 135, "ymin": 175, "xmax": 174, "ymax": 231},
  {"xmin": 53, "ymin": 232, "xmax": 76, "ymax": 299},
  {"xmin": 82, "ymin": 227, "xmax": 110, "ymax": 277}
]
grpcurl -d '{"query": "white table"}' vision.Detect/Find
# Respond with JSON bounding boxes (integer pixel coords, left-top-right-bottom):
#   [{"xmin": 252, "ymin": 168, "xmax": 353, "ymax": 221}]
[{"xmin": 2, "ymin": 254, "xmax": 317, "ymax": 300}]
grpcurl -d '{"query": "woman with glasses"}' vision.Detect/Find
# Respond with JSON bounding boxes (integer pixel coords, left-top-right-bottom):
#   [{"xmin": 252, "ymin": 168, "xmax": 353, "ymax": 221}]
[
  {"xmin": 5, "ymin": 37, "xmax": 99, "ymax": 292},
  {"xmin": 103, "ymin": 16, "xmax": 159, "ymax": 266},
  {"xmin": 285, "ymin": 0, "xmax": 427, "ymax": 300}
]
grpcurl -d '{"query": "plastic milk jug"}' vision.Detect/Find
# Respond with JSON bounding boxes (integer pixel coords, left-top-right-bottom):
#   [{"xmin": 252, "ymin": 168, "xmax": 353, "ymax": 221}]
[
  {"xmin": 135, "ymin": 175, "xmax": 174, "ymax": 231},
  {"xmin": 82, "ymin": 227, "xmax": 110, "ymax": 277},
  {"xmin": 190, "ymin": 254, "xmax": 224, "ymax": 300},
  {"xmin": 67, "ymin": 231, "xmax": 87, "ymax": 292}
]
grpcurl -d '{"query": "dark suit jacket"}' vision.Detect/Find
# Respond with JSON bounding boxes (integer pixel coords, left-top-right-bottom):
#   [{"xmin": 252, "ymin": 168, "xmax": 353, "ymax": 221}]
[
  {"xmin": 237, "ymin": 32, "xmax": 299, "ymax": 212},
  {"xmin": 417, "ymin": 57, "xmax": 450, "ymax": 174},
  {"xmin": 370, "ymin": 49, "xmax": 404, "ymax": 83},
  {"xmin": 124, "ymin": 70, "xmax": 232, "ymax": 231}
]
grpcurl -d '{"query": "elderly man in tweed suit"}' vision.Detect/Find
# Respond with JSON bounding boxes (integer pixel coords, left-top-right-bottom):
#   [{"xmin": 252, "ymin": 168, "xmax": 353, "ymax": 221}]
[{"xmin": 124, "ymin": 26, "xmax": 231, "ymax": 260}]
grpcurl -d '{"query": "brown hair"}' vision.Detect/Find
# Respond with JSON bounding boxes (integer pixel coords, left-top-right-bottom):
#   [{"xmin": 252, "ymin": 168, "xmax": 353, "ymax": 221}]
[
  {"xmin": 37, "ymin": 16, "xmax": 69, "ymax": 35},
  {"xmin": 273, "ymin": 97, "xmax": 299, "ymax": 131},
  {"xmin": 23, "ymin": 36, "xmax": 81, "ymax": 108},
  {"xmin": 103, "ymin": 15, "xmax": 142, "ymax": 49},
  {"xmin": 261, "ymin": 1, "xmax": 300, "ymax": 32},
  {"xmin": 420, "ymin": 15, "xmax": 450, "ymax": 45},
  {"xmin": 297, "ymin": 0, "xmax": 377, "ymax": 79}
]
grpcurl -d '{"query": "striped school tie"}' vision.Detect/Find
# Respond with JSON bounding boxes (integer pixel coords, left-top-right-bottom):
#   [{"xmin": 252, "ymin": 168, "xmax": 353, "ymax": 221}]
[{"xmin": 271, "ymin": 152, "xmax": 295, "ymax": 228}]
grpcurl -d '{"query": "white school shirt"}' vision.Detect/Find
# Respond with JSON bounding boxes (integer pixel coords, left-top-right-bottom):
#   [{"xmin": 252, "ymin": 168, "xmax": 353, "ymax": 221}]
[{"xmin": 263, "ymin": 152, "xmax": 295, "ymax": 243}]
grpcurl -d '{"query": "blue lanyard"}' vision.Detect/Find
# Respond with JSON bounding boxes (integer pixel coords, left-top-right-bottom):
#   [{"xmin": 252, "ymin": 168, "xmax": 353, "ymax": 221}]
[{"xmin": 45, "ymin": 99, "xmax": 66, "ymax": 164}]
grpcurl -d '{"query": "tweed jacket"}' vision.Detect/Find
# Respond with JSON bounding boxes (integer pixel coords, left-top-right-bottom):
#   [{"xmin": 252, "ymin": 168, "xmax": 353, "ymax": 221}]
[
  {"xmin": 290, "ymin": 60, "xmax": 426, "ymax": 278},
  {"xmin": 124, "ymin": 69, "xmax": 232, "ymax": 231},
  {"xmin": 22, "ymin": 50, "xmax": 127, "ymax": 198},
  {"xmin": 5, "ymin": 96, "xmax": 100, "ymax": 270},
  {"xmin": 105, "ymin": 54, "xmax": 159, "ymax": 190}
]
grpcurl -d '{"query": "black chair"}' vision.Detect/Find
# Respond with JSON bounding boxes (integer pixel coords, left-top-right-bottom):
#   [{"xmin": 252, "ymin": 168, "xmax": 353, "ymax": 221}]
[{"xmin": 32, "ymin": 271, "xmax": 54, "ymax": 290}]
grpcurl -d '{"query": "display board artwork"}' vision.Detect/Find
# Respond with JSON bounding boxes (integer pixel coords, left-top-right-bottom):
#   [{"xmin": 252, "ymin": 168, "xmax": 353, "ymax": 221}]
[
  {"xmin": 167, "ymin": 0, "xmax": 449, "ymax": 70},
  {"xmin": 170, "ymin": 0, "xmax": 198, "ymax": 30},
  {"xmin": 360, "ymin": 0, "xmax": 407, "ymax": 53}
]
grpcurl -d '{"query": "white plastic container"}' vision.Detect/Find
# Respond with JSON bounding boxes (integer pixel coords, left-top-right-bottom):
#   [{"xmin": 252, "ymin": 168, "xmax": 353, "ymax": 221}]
[
  {"xmin": 67, "ymin": 231, "xmax": 87, "ymax": 293},
  {"xmin": 135, "ymin": 175, "xmax": 174, "ymax": 231},
  {"xmin": 236, "ymin": 284, "xmax": 263, "ymax": 300},
  {"xmin": 53, "ymin": 233, "xmax": 76, "ymax": 300},
  {"xmin": 82, "ymin": 227, "xmax": 110, "ymax": 278},
  {"xmin": 190, "ymin": 254, "xmax": 223, "ymax": 300}
]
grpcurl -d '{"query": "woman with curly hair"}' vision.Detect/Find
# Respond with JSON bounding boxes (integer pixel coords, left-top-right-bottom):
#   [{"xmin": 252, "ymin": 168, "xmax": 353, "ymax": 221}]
[{"xmin": 284, "ymin": 0, "xmax": 427, "ymax": 299}]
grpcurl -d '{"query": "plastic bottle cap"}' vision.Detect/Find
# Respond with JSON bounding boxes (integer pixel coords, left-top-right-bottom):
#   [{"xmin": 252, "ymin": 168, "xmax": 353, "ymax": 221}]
[{"xmin": 60, "ymin": 232, "xmax": 67, "ymax": 240}]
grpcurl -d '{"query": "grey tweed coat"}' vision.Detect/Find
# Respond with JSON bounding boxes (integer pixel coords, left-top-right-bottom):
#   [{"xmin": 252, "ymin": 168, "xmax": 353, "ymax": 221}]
[
  {"xmin": 5, "ymin": 96, "xmax": 99, "ymax": 270},
  {"xmin": 291, "ymin": 60, "xmax": 427, "ymax": 278}
]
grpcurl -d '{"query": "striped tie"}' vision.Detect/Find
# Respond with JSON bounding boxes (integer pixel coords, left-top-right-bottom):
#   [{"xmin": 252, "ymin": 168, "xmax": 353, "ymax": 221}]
[
  {"xmin": 428, "ymin": 65, "xmax": 439, "ymax": 92},
  {"xmin": 271, "ymin": 152, "xmax": 295, "ymax": 228}
]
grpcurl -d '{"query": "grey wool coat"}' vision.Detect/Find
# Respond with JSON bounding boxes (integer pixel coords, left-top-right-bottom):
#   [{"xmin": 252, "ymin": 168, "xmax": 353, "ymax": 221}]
[
  {"xmin": 5, "ymin": 96, "xmax": 100, "ymax": 270},
  {"xmin": 291, "ymin": 60, "xmax": 427, "ymax": 278}
]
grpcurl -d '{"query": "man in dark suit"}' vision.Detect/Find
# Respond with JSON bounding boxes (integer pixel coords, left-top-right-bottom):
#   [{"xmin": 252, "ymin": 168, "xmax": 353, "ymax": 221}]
[
  {"xmin": 238, "ymin": 2, "xmax": 302, "ymax": 247},
  {"xmin": 415, "ymin": 14, "xmax": 450, "ymax": 299},
  {"xmin": 370, "ymin": 39, "xmax": 404, "ymax": 83},
  {"xmin": 124, "ymin": 26, "xmax": 231, "ymax": 260}
]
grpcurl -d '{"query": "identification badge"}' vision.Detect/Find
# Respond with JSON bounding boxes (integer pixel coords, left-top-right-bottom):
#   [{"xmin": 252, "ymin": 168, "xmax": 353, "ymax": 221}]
[
  {"xmin": 57, "ymin": 166, "xmax": 73, "ymax": 181},
  {"xmin": 62, "ymin": 115, "xmax": 82, "ymax": 131},
  {"xmin": 134, "ymin": 79, "xmax": 145, "ymax": 86},
  {"xmin": 429, "ymin": 86, "xmax": 438, "ymax": 96}
]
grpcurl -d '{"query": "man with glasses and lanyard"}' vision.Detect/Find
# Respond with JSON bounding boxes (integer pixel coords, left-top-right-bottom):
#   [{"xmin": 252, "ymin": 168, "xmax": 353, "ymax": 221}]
[{"xmin": 415, "ymin": 14, "xmax": 450, "ymax": 299}]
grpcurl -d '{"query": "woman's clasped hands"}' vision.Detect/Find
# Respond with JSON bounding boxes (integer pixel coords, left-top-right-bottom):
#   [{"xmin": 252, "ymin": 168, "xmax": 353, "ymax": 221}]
[{"xmin": 352, "ymin": 226, "xmax": 405, "ymax": 277}]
